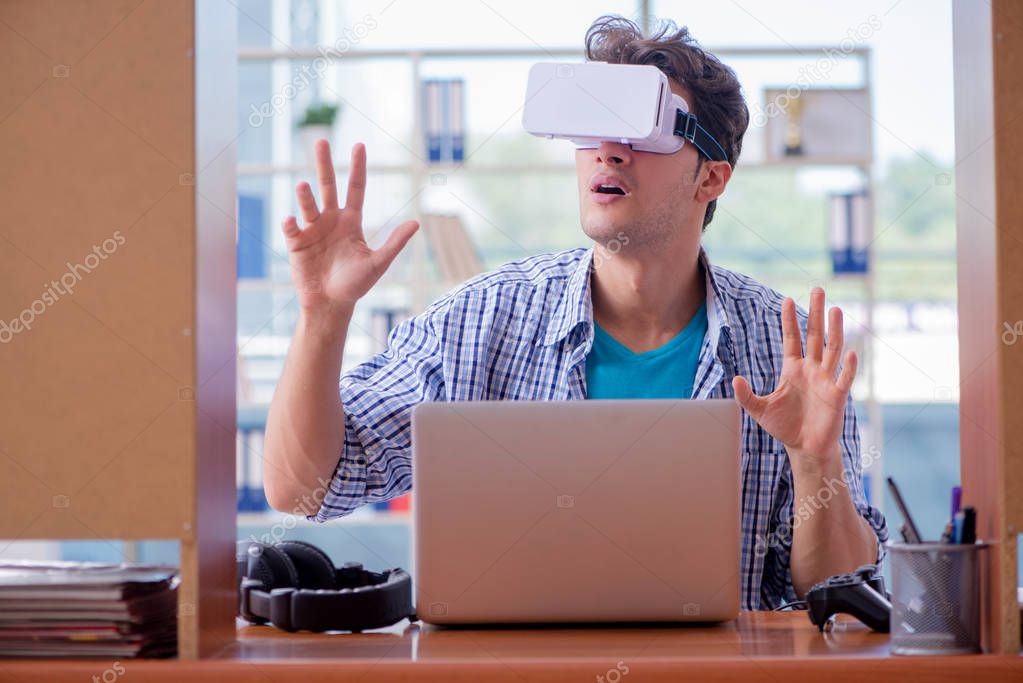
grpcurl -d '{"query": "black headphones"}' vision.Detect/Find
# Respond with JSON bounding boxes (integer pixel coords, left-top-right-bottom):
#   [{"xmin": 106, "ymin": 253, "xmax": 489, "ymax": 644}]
[{"xmin": 238, "ymin": 540, "xmax": 417, "ymax": 633}]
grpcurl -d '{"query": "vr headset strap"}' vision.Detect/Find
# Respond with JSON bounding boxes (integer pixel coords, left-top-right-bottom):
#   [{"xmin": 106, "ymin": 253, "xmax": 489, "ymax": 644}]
[{"xmin": 674, "ymin": 110, "xmax": 728, "ymax": 163}]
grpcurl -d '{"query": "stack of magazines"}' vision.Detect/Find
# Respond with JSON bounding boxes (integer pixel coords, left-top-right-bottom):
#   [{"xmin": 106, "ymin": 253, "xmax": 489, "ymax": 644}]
[{"xmin": 0, "ymin": 561, "xmax": 178, "ymax": 658}]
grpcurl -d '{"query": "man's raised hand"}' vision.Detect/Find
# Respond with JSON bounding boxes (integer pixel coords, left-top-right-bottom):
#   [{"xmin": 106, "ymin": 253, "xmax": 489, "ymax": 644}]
[
  {"xmin": 731, "ymin": 288, "xmax": 858, "ymax": 471},
  {"xmin": 281, "ymin": 139, "xmax": 419, "ymax": 316}
]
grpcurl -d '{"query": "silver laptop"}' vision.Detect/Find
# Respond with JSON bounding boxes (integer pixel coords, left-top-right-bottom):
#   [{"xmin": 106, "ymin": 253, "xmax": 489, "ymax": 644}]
[{"xmin": 411, "ymin": 399, "xmax": 742, "ymax": 624}]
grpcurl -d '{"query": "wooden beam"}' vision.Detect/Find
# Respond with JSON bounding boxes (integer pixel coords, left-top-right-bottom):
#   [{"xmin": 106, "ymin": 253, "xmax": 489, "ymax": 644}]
[{"xmin": 952, "ymin": 0, "xmax": 1023, "ymax": 654}]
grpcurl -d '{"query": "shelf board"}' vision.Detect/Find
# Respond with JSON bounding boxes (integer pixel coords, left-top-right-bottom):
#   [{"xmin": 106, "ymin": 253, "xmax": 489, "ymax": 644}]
[
  {"xmin": 237, "ymin": 510, "xmax": 411, "ymax": 528},
  {"xmin": 237, "ymin": 158, "xmax": 871, "ymax": 177},
  {"xmin": 238, "ymin": 162, "xmax": 578, "ymax": 176}
]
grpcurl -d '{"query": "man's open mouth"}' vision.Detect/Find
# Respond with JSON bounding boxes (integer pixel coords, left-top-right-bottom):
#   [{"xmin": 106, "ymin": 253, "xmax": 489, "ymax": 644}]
[{"xmin": 589, "ymin": 173, "xmax": 631, "ymax": 196}]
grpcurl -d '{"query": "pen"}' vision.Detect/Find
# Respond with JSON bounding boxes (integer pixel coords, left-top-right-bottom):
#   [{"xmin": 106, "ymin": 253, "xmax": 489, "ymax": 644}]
[
  {"xmin": 940, "ymin": 485, "xmax": 963, "ymax": 545},
  {"xmin": 887, "ymin": 477, "xmax": 922, "ymax": 543},
  {"xmin": 953, "ymin": 510, "xmax": 965, "ymax": 544}
]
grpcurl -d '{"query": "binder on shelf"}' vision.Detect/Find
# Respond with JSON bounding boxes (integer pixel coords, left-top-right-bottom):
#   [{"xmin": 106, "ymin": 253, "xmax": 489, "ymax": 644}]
[
  {"xmin": 422, "ymin": 78, "xmax": 466, "ymax": 164},
  {"xmin": 450, "ymin": 79, "xmax": 464, "ymax": 162},
  {"xmin": 830, "ymin": 191, "xmax": 870, "ymax": 275},
  {"xmin": 424, "ymin": 80, "xmax": 443, "ymax": 162}
]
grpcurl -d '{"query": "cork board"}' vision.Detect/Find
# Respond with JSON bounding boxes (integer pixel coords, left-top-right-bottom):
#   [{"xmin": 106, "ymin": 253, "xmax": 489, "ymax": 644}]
[{"xmin": 0, "ymin": 0, "xmax": 238, "ymax": 657}]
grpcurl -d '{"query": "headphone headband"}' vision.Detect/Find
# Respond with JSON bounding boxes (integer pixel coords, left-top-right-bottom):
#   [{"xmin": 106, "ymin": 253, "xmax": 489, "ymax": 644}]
[{"xmin": 238, "ymin": 541, "xmax": 416, "ymax": 633}]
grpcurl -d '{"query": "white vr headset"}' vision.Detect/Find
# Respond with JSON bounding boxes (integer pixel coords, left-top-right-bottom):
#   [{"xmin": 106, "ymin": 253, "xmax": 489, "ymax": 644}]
[{"xmin": 521, "ymin": 61, "xmax": 728, "ymax": 162}]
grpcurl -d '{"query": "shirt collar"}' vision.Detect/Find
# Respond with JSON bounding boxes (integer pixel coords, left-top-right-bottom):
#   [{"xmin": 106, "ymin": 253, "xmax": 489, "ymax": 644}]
[
  {"xmin": 540, "ymin": 246, "xmax": 736, "ymax": 365},
  {"xmin": 541, "ymin": 247, "xmax": 595, "ymax": 347},
  {"xmin": 699, "ymin": 247, "xmax": 736, "ymax": 366}
]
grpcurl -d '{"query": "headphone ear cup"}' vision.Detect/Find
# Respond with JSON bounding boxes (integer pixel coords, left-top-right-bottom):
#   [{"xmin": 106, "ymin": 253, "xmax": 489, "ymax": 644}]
[
  {"xmin": 275, "ymin": 540, "xmax": 336, "ymax": 590},
  {"xmin": 246, "ymin": 543, "xmax": 299, "ymax": 591}
]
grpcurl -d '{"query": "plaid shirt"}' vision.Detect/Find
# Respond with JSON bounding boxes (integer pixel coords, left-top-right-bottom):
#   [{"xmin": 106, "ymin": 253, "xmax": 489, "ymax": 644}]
[{"xmin": 313, "ymin": 247, "xmax": 889, "ymax": 610}]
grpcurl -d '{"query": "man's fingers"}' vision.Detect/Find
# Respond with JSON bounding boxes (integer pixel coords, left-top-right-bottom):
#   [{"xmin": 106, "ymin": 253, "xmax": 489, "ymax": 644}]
[
  {"xmin": 732, "ymin": 375, "xmax": 768, "ymax": 419},
  {"xmin": 315, "ymin": 139, "xmax": 339, "ymax": 210},
  {"xmin": 372, "ymin": 219, "xmax": 420, "ymax": 270},
  {"xmin": 837, "ymin": 350, "xmax": 858, "ymax": 393},
  {"xmin": 781, "ymin": 298, "xmax": 802, "ymax": 360},
  {"xmin": 805, "ymin": 288, "xmax": 825, "ymax": 363},
  {"xmin": 344, "ymin": 142, "xmax": 367, "ymax": 213},
  {"xmin": 281, "ymin": 215, "xmax": 301, "ymax": 240},
  {"xmin": 822, "ymin": 306, "xmax": 844, "ymax": 375},
  {"xmin": 296, "ymin": 181, "xmax": 320, "ymax": 224}
]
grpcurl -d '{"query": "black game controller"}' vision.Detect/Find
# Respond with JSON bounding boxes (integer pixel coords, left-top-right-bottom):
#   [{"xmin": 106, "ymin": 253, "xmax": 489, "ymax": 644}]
[{"xmin": 806, "ymin": 564, "xmax": 891, "ymax": 633}]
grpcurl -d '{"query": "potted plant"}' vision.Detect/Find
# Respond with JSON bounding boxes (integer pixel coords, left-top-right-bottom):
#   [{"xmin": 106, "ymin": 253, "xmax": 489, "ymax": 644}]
[{"xmin": 297, "ymin": 102, "xmax": 340, "ymax": 164}]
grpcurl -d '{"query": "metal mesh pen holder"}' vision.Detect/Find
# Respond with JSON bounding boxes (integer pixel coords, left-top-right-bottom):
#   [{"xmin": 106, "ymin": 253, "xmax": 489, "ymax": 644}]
[{"xmin": 889, "ymin": 541, "xmax": 987, "ymax": 655}]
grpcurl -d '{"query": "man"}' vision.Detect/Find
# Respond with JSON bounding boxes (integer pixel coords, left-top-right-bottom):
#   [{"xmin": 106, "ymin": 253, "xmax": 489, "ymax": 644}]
[{"xmin": 263, "ymin": 15, "xmax": 888, "ymax": 610}]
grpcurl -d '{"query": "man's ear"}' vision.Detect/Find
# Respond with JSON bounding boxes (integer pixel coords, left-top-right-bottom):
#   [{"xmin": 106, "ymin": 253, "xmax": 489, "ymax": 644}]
[{"xmin": 694, "ymin": 160, "xmax": 732, "ymax": 204}]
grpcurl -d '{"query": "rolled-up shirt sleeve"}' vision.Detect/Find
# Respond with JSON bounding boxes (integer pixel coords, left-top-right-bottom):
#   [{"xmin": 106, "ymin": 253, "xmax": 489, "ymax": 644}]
[{"xmin": 309, "ymin": 307, "xmax": 447, "ymax": 522}]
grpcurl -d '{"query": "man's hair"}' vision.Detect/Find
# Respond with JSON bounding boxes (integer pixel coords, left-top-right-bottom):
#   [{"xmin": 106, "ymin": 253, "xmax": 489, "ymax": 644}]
[{"xmin": 585, "ymin": 15, "xmax": 749, "ymax": 229}]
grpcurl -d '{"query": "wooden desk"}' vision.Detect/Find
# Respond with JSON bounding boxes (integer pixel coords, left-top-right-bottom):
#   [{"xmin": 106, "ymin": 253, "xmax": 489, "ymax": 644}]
[{"xmin": 2, "ymin": 612, "xmax": 1020, "ymax": 681}]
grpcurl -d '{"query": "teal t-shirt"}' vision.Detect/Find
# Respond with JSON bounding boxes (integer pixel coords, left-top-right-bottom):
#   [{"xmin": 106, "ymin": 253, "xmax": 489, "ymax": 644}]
[{"xmin": 585, "ymin": 302, "xmax": 708, "ymax": 399}]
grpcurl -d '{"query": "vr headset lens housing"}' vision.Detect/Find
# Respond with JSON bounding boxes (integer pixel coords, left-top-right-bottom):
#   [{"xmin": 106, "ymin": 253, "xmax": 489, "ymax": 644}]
[{"xmin": 521, "ymin": 61, "xmax": 728, "ymax": 162}]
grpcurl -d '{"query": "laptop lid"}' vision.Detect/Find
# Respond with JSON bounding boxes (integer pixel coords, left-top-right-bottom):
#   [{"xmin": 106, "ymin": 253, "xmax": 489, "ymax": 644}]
[{"xmin": 411, "ymin": 399, "xmax": 742, "ymax": 624}]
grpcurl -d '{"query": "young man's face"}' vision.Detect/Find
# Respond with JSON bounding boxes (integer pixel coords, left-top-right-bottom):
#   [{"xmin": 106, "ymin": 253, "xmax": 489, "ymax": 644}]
[{"xmin": 575, "ymin": 79, "xmax": 714, "ymax": 251}]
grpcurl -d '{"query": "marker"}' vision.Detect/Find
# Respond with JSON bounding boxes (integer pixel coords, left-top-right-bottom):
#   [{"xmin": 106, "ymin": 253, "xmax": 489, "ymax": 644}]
[
  {"xmin": 960, "ymin": 506, "xmax": 976, "ymax": 544},
  {"xmin": 953, "ymin": 511, "xmax": 965, "ymax": 544},
  {"xmin": 951, "ymin": 485, "xmax": 961, "ymax": 519}
]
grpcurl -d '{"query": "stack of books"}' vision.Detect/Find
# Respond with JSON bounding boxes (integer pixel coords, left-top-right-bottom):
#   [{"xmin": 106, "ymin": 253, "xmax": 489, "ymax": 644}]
[{"xmin": 0, "ymin": 561, "xmax": 178, "ymax": 658}]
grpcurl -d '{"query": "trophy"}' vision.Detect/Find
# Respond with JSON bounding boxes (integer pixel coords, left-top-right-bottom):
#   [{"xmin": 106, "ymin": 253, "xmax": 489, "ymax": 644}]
[{"xmin": 782, "ymin": 94, "xmax": 804, "ymax": 157}]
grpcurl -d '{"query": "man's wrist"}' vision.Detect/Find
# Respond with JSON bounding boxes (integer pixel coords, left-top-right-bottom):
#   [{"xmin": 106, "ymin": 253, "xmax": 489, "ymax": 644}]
[
  {"xmin": 297, "ymin": 303, "xmax": 354, "ymax": 345},
  {"xmin": 787, "ymin": 443, "xmax": 845, "ymax": 482}
]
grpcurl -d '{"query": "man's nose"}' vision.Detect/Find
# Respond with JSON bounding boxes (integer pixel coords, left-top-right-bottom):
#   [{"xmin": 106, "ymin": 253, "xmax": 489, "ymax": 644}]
[{"xmin": 595, "ymin": 141, "xmax": 633, "ymax": 165}]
